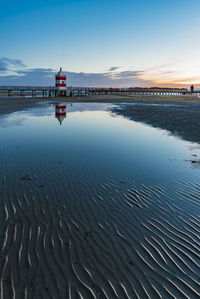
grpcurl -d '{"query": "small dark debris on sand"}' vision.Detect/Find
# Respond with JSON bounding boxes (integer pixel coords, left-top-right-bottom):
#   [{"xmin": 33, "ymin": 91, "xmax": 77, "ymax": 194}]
[{"xmin": 21, "ymin": 174, "xmax": 32, "ymax": 182}]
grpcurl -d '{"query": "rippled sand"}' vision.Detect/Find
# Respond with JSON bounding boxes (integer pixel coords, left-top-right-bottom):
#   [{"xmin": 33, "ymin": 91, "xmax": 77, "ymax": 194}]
[
  {"xmin": 0, "ymin": 103, "xmax": 200, "ymax": 298},
  {"xmin": 0, "ymin": 173, "xmax": 200, "ymax": 298}
]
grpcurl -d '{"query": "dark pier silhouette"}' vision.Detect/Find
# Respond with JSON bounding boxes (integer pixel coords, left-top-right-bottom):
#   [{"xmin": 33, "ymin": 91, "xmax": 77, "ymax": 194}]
[{"xmin": 0, "ymin": 86, "xmax": 199, "ymax": 98}]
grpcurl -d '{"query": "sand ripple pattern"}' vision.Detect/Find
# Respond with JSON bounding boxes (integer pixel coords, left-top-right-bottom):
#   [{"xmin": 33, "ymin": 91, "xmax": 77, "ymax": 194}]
[{"xmin": 0, "ymin": 166, "xmax": 200, "ymax": 298}]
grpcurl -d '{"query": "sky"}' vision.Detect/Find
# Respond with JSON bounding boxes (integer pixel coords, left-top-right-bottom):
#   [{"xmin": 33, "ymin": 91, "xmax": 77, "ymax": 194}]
[{"xmin": 0, "ymin": 0, "xmax": 200, "ymax": 87}]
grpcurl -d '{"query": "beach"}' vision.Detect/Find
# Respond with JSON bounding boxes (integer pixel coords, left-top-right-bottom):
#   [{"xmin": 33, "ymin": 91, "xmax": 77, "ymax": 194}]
[
  {"xmin": 0, "ymin": 98, "xmax": 200, "ymax": 298},
  {"xmin": 0, "ymin": 95, "xmax": 200, "ymax": 114}
]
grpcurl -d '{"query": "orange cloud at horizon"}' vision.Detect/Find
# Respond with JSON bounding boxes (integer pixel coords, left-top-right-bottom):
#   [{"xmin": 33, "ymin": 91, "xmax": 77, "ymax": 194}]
[
  {"xmin": 139, "ymin": 70, "xmax": 200, "ymax": 88},
  {"xmin": 145, "ymin": 78, "xmax": 200, "ymax": 88}
]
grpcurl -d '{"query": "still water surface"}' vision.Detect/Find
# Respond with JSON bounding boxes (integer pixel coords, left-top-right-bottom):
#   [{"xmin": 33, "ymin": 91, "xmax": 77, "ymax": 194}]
[{"xmin": 0, "ymin": 103, "xmax": 200, "ymax": 298}]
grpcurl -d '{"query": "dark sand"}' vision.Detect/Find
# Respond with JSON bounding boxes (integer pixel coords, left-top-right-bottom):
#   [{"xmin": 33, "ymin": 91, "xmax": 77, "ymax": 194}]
[
  {"xmin": 0, "ymin": 99, "xmax": 200, "ymax": 298},
  {"xmin": 111, "ymin": 102, "xmax": 200, "ymax": 145}
]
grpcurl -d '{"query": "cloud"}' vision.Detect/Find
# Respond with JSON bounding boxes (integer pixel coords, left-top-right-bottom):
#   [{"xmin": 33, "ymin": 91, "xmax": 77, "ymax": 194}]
[
  {"xmin": 171, "ymin": 77, "xmax": 200, "ymax": 83},
  {"xmin": 0, "ymin": 57, "xmax": 199, "ymax": 88},
  {"xmin": 0, "ymin": 67, "xmax": 55, "ymax": 86},
  {"xmin": 66, "ymin": 70, "xmax": 150, "ymax": 87},
  {"xmin": 146, "ymin": 60, "xmax": 184, "ymax": 73},
  {"xmin": 108, "ymin": 66, "xmax": 120, "ymax": 72},
  {"xmin": 0, "ymin": 57, "xmax": 26, "ymax": 72},
  {"xmin": 0, "ymin": 58, "xmax": 150, "ymax": 87},
  {"xmin": 112, "ymin": 71, "xmax": 144, "ymax": 79},
  {"xmin": 159, "ymin": 71, "xmax": 177, "ymax": 75}
]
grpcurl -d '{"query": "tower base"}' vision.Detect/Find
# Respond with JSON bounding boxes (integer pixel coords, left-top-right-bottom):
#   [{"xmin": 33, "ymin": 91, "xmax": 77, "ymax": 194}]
[{"xmin": 56, "ymin": 90, "xmax": 66, "ymax": 97}]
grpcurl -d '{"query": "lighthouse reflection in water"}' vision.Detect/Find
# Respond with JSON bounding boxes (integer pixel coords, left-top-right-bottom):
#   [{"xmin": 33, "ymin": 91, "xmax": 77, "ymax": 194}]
[{"xmin": 55, "ymin": 103, "xmax": 67, "ymax": 125}]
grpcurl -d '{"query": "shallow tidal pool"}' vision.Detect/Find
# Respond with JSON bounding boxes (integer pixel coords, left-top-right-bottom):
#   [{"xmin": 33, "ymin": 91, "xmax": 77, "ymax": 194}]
[{"xmin": 0, "ymin": 102, "xmax": 200, "ymax": 298}]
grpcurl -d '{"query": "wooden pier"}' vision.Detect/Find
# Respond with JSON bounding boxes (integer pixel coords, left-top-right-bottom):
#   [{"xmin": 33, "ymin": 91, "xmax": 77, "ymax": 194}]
[{"xmin": 0, "ymin": 86, "xmax": 199, "ymax": 98}]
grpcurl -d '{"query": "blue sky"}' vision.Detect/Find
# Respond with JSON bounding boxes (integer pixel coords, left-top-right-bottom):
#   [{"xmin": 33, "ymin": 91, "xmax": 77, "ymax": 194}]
[{"xmin": 1, "ymin": 0, "xmax": 200, "ymax": 87}]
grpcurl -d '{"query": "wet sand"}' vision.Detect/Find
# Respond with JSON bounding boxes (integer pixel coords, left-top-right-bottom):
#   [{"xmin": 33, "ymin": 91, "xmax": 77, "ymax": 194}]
[
  {"xmin": 0, "ymin": 102, "xmax": 200, "ymax": 298},
  {"xmin": 1, "ymin": 94, "xmax": 200, "ymax": 116},
  {"xmin": 111, "ymin": 102, "xmax": 200, "ymax": 145},
  {"xmin": 0, "ymin": 98, "xmax": 42, "ymax": 116},
  {"xmin": 1, "ymin": 176, "xmax": 200, "ymax": 298}
]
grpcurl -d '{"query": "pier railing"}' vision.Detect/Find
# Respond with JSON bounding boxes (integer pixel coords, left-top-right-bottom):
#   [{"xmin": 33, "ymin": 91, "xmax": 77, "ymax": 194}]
[
  {"xmin": 0, "ymin": 86, "xmax": 199, "ymax": 98},
  {"xmin": 0, "ymin": 86, "xmax": 55, "ymax": 91}
]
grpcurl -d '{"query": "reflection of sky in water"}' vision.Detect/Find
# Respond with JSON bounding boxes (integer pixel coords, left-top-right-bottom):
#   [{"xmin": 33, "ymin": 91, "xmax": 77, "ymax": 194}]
[
  {"xmin": 0, "ymin": 102, "xmax": 200, "ymax": 190},
  {"xmin": 0, "ymin": 102, "xmax": 115, "ymax": 127}
]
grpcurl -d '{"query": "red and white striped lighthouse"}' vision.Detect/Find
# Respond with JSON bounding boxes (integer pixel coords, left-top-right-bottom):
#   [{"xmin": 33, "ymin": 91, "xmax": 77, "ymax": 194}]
[
  {"xmin": 55, "ymin": 67, "xmax": 67, "ymax": 94},
  {"xmin": 55, "ymin": 103, "xmax": 67, "ymax": 125}
]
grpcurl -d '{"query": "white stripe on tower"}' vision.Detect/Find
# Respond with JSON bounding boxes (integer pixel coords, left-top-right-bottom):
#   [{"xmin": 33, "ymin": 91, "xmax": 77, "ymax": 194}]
[{"xmin": 55, "ymin": 67, "xmax": 67, "ymax": 91}]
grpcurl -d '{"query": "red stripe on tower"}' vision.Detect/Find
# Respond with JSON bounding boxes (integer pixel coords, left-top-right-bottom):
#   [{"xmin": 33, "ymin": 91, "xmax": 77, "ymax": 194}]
[
  {"xmin": 56, "ymin": 76, "xmax": 66, "ymax": 81},
  {"xmin": 55, "ymin": 67, "xmax": 67, "ymax": 91},
  {"xmin": 56, "ymin": 84, "xmax": 66, "ymax": 87}
]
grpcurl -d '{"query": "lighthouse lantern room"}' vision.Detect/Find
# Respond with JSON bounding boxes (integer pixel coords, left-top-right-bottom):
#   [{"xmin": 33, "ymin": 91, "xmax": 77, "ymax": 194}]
[{"xmin": 55, "ymin": 67, "xmax": 67, "ymax": 96}]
